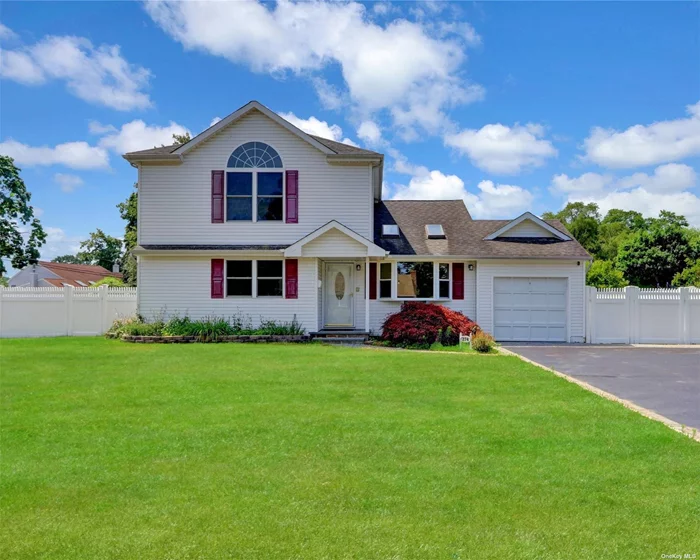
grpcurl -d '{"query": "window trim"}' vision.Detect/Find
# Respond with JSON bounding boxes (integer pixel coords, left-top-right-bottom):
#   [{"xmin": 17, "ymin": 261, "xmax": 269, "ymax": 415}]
[
  {"xmin": 375, "ymin": 260, "xmax": 458, "ymax": 301},
  {"xmin": 225, "ymin": 259, "xmax": 285, "ymax": 298}
]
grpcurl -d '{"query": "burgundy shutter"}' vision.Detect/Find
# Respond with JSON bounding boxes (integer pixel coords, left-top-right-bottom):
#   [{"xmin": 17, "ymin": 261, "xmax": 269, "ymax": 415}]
[
  {"xmin": 285, "ymin": 259, "xmax": 298, "ymax": 299},
  {"xmin": 212, "ymin": 170, "xmax": 224, "ymax": 223},
  {"xmin": 285, "ymin": 170, "xmax": 298, "ymax": 224},
  {"xmin": 369, "ymin": 263, "xmax": 377, "ymax": 300},
  {"xmin": 452, "ymin": 263, "xmax": 464, "ymax": 300},
  {"xmin": 211, "ymin": 259, "xmax": 224, "ymax": 298}
]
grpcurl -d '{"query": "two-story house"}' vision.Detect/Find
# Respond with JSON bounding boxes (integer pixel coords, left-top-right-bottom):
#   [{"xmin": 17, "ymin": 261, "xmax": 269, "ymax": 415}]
[{"xmin": 124, "ymin": 101, "xmax": 591, "ymax": 342}]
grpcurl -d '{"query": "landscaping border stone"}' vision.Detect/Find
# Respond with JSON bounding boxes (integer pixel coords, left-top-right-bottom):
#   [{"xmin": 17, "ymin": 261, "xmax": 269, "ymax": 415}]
[{"xmin": 120, "ymin": 335, "xmax": 310, "ymax": 344}]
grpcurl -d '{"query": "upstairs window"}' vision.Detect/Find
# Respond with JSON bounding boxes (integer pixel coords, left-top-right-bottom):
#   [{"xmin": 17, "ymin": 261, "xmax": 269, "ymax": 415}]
[{"xmin": 226, "ymin": 142, "xmax": 284, "ymax": 221}]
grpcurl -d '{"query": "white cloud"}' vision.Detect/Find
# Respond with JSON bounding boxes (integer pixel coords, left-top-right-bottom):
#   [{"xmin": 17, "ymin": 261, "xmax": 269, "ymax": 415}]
[
  {"xmin": 279, "ymin": 111, "xmax": 357, "ymax": 146},
  {"xmin": 209, "ymin": 116, "xmax": 222, "ymax": 127},
  {"xmin": 145, "ymin": 0, "xmax": 482, "ymax": 134},
  {"xmin": 357, "ymin": 120, "xmax": 382, "ymax": 144},
  {"xmin": 0, "ymin": 23, "xmax": 18, "ymax": 40},
  {"xmin": 312, "ymin": 77, "xmax": 345, "ymax": 110},
  {"xmin": 390, "ymin": 159, "xmax": 534, "ymax": 219},
  {"xmin": 583, "ymin": 100, "xmax": 700, "ymax": 168},
  {"xmin": 88, "ymin": 121, "xmax": 117, "ymax": 134},
  {"xmin": 39, "ymin": 227, "xmax": 84, "ymax": 262},
  {"xmin": 0, "ymin": 139, "xmax": 109, "ymax": 169},
  {"xmin": 54, "ymin": 173, "xmax": 84, "ymax": 193},
  {"xmin": 0, "ymin": 35, "xmax": 152, "ymax": 110},
  {"xmin": 96, "ymin": 120, "xmax": 191, "ymax": 153},
  {"xmin": 444, "ymin": 122, "xmax": 557, "ymax": 174},
  {"xmin": 551, "ymin": 164, "xmax": 700, "ymax": 226}
]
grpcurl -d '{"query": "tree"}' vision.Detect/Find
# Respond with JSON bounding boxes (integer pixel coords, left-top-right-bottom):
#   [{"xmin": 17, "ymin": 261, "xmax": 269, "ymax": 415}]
[
  {"xmin": 543, "ymin": 202, "xmax": 601, "ymax": 256},
  {"xmin": 617, "ymin": 216, "xmax": 697, "ymax": 287},
  {"xmin": 52, "ymin": 254, "xmax": 87, "ymax": 264},
  {"xmin": 672, "ymin": 260, "xmax": 700, "ymax": 287},
  {"xmin": 117, "ymin": 190, "xmax": 137, "ymax": 286},
  {"xmin": 597, "ymin": 209, "xmax": 645, "ymax": 261},
  {"xmin": 76, "ymin": 229, "xmax": 123, "ymax": 271},
  {"xmin": 601, "ymin": 209, "xmax": 646, "ymax": 231},
  {"xmin": 0, "ymin": 156, "xmax": 47, "ymax": 275},
  {"xmin": 172, "ymin": 132, "xmax": 191, "ymax": 145},
  {"xmin": 0, "ymin": 276, "xmax": 8, "ymax": 287},
  {"xmin": 92, "ymin": 276, "xmax": 126, "ymax": 287},
  {"xmin": 586, "ymin": 260, "xmax": 627, "ymax": 288}
]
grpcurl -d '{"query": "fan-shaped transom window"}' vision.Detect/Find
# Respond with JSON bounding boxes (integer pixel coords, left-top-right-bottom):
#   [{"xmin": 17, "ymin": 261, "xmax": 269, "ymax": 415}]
[{"xmin": 227, "ymin": 142, "xmax": 283, "ymax": 168}]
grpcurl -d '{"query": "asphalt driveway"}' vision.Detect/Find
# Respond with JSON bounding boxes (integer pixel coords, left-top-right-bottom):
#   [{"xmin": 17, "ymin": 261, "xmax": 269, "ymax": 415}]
[{"xmin": 503, "ymin": 345, "xmax": 700, "ymax": 430}]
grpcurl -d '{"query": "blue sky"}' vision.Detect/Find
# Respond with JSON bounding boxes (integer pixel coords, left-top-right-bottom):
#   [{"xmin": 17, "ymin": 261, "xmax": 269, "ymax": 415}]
[{"xmin": 1, "ymin": 1, "xmax": 699, "ymax": 271}]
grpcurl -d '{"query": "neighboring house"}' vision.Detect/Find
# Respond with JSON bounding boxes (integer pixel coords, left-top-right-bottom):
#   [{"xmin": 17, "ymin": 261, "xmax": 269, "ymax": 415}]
[
  {"xmin": 8, "ymin": 261, "xmax": 122, "ymax": 288},
  {"xmin": 124, "ymin": 101, "xmax": 591, "ymax": 342}
]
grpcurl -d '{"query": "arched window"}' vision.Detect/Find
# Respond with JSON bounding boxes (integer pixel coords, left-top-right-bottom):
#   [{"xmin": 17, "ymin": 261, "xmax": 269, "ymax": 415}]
[
  {"xmin": 225, "ymin": 142, "xmax": 284, "ymax": 221},
  {"xmin": 227, "ymin": 142, "xmax": 283, "ymax": 169}
]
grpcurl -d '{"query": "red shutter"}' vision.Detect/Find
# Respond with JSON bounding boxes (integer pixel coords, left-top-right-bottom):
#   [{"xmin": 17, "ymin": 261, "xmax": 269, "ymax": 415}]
[
  {"xmin": 369, "ymin": 262, "xmax": 377, "ymax": 300},
  {"xmin": 452, "ymin": 263, "xmax": 464, "ymax": 300},
  {"xmin": 285, "ymin": 259, "xmax": 298, "ymax": 299},
  {"xmin": 285, "ymin": 170, "xmax": 298, "ymax": 224},
  {"xmin": 212, "ymin": 170, "xmax": 224, "ymax": 223},
  {"xmin": 211, "ymin": 259, "xmax": 224, "ymax": 298}
]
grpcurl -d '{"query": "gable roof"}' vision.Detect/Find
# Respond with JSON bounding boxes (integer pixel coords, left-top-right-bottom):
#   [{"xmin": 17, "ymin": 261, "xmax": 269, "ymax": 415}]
[
  {"xmin": 123, "ymin": 101, "xmax": 382, "ymax": 162},
  {"xmin": 284, "ymin": 220, "xmax": 386, "ymax": 257},
  {"xmin": 38, "ymin": 261, "xmax": 122, "ymax": 286},
  {"xmin": 374, "ymin": 201, "xmax": 591, "ymax": 259},
  {"xmin": 484, "ymin": 212, "xmax": 571, "ymax": 241}
]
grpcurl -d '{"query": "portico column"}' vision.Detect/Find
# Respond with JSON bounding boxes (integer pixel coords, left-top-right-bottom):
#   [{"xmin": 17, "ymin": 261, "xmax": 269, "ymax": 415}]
[{"xmin": 365, "ymin": 256, "xmax": 370, "ymax": 332}]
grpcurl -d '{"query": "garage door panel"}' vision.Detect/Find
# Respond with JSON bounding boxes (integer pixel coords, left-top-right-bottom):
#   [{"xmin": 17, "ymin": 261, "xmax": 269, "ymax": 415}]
[{"xmin": 493, "ymin": 277, "xmax": 567, "ymax": 342}]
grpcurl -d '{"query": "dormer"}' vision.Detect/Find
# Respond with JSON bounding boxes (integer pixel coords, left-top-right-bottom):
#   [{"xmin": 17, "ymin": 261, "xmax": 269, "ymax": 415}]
[{"xmin": 484, "ymin": 212, "xmax": 571, "ymax": 241}]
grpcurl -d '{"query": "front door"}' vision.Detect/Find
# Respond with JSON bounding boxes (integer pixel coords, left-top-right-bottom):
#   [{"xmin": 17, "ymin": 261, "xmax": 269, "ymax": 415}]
[{"xmin": 324, "ymin": 262, "xmax": 354, "ymax": 328}]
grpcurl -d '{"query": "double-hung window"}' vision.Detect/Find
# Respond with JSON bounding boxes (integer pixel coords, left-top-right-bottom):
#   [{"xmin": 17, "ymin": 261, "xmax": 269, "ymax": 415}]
[
  {"xmin": 226, "ymin": 142, "xmax": 284, "ymax": 222},
  {"xmin": 438, "ymin": 263, "xmax": 450, "ymax": 298},
  {"xmin": 226, "ymin": 260, "xmax": 283, "ymax": 297},
  {"xmin": 379, "ymin": 262, "xmax": 392, "ymax": 298}
]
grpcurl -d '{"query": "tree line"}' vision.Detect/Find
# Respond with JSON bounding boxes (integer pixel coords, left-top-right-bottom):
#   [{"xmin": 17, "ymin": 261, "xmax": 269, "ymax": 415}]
[{"xmin": 543, "ymin": 202, "xmax": 700, "ymax": 288}]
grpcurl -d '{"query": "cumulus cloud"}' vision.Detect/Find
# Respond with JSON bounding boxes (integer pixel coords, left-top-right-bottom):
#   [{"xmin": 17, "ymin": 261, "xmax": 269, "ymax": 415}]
[
  {"xmin": 551, "ymin": 163, "xmax": 700, "ymax": 226},
  {"xmin": 145, "ymin": 0, "xmax": 482, "ymax": 134},
  {"xmin": 95, "ymin": 120, "xmax": 191, "ymax": 153},
  {"xmin": 0, "ymin": 139, "xmax": 109, "ymax": 169},
  {"xmin": 357, "ymin": 120, "xmax": 382, "ymax": 145},
  {"xmin": 390, "ymin": 158, "xmax": 534, "ymax": 219},
  {"xmin": 38, "ymin": 227, "xmax": 84, "ymax": 262},
  {"xmin": 0, "ymin": 23, "xmax": 18, "ymax": 40},
  {"xmin": 0, "ymin": 34, "xmax": 152, "ymax": 110},
  {"xmin": 444, "ymin": 122, "xmax": 557, "ymax": 174},
  {"xmin": 54, "ymin": 173, "xmax": 84, "ymax": 193},
  {"xmin": 279, "ymin": 111, "xmax": 357, "ymax": 145},
  {"xmin": 583, "ymin": 100, "xmax": 700, "ymax": 168},
  {"xmin": 209, "ymin": 116, "xmax": 223, "ymax": 127}
]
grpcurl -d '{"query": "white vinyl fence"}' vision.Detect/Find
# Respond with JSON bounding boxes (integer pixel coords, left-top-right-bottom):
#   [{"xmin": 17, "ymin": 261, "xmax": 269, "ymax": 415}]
[
  {"xmin": 0, "ymin": 286, "xmax": 137, "ymax": 338},
  {"xmin": 586, "ymin": 286, "xmax": 700, "ymax": 344}
]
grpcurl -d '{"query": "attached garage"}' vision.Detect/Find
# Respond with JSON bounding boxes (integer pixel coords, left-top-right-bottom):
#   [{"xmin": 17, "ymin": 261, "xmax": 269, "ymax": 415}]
[{"xmin": 493, "ymin": 277, "xmax": 568, "ymax": 342}]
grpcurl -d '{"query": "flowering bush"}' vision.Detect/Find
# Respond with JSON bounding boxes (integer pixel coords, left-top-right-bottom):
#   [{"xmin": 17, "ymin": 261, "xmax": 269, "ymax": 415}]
[{"xmin": 381, "ymin": 302, "xmax": 480, "ymax": 347}]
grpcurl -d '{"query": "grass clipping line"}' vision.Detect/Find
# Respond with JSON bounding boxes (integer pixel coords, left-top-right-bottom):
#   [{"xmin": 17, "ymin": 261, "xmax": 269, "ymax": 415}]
[{"xmin": 497, "ymin": 346, "xmax": 700, "ymax": 443}]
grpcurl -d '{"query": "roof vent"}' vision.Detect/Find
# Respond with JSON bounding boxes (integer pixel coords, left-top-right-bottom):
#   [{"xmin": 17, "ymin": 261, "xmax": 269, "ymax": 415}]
[
  {"xmin": 382, "ymin": 224, "xmax": 399, "ymax": 237},
  {"xmin": 426, "ymin": 224, "xmax": 445, "ymax": 239}
]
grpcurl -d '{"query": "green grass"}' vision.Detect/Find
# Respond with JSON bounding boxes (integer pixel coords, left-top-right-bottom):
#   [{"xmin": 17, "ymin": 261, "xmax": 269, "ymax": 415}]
[{"xmin": 1, "ymin": 338, "xmax": 699, "ymax": 559}]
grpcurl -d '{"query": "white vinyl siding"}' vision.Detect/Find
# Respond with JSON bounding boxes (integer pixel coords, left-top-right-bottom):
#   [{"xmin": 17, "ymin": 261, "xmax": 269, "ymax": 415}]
[
  {"xmin": 139, "ymin": 109, "xmax": 372, "ymax": 245},
  {"xmin": 368, "ymin": 261, "xmax": 476, "ymax": 334},
  {"xmin": 476, "ymin": 260, "xmax": 585, "ymax": 342},
  {"xmin": 497, "ymin": 219, "xmax": 556, "ymax": 238},
  {"xmin": 300, "ymin": 229, "xmax": 369, "ymax": 257},
  {"xmin": 138, "ymin": 256, "xmax": 317, "ymax": 332}
]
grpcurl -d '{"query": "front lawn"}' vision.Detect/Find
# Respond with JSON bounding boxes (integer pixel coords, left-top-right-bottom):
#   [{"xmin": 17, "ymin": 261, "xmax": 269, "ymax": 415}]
[{"xmin": 1, "ymin": 338, "xmax": 698, "ymax": 559}]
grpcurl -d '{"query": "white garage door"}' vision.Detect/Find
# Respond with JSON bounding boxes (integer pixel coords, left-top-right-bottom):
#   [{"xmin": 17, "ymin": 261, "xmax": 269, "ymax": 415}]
[{"xmin": 493, "ymin": 277, "xmax": 567, "ymax": 342}]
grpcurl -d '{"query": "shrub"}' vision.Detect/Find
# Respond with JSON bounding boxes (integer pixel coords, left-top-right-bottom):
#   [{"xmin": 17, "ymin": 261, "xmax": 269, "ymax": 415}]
[
  {"xmin": 255, "ymin": 317, "xmax": 304, "ymax": 336},
  {"xmin": 381, "ymin": 302, "xmax": 479, "ymax": 347},
  {"xmin": 92, "ymin": 276, "xmax": 126, "ymax": 287},
  {"xmin": 470, "ymin": 331, "xmax": 495, "ymax": 353}
]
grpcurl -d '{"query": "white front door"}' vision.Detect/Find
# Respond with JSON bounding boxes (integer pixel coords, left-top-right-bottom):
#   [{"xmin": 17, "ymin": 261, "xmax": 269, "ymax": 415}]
[{"xmin": 324, "ymin": 262, "xmax": 354, "ymax": 328}]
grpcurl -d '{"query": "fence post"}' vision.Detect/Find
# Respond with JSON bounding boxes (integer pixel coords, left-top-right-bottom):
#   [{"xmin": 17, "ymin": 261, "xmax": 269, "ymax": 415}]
[
  {"xmin": 680, "ymin": 287, "xmax": 690, "ymax": 344},
  {"xmin": 586, "ymin": 286, "xmax": 596, "ymax": 343},
  {"xmin": 625, "ymin": 286, "xmax": 639, "ymax": 344},
  {"xmin": 64, "ymin": 285, "xmax": 74, "ymax": 336},
  {"xmin": 99, "ymin": 285, "xmax": 109, "ymax": 334}
]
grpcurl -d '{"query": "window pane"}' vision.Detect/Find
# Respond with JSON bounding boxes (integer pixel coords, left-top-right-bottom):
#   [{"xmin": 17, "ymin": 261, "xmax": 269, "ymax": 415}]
[
  {"xmin": 227, "ymin": 260, "xmax": 252, "ymax": 277},
  {"xmin": 439, "ymin": 281, "xmax": 450, "ymax": 298},
  {"xmin": 439, "ymin": 263, "xmax": 450, "ymax": 280},
  {"xmin": 226, "ymin": 172, "xmax": 252, "ymax": 195},
  {"xmin": 257, "ymin": 260, "xmax": 282, "ymax": 277},
  {"xmin": 380, "ymin": 262, "xmax": 392, "ymax": 280},
  {"xmin": 397, "ymin": 262, "xmax": 433, "ymax": 298},
  {"xmin": 227, "ymin": 278, "xmax": 252, "ymax": 296},
  {"xmin": 379, "ymin": 281, "xmax": 391, "ymax": 298},
  {"xmin": 258, "ymin": 172, "xmax": 284, "ymax": 196},
  {"xmin": 257, "ymin": 278, "xmax": 283, "ymax": 297},
  {"xmin": 257, "ymin": 196, "xmax": 283, "ymax": 221},
  {"xmin": 227, "ymin": 197, "xmax": 252, "ymax": 220}
]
